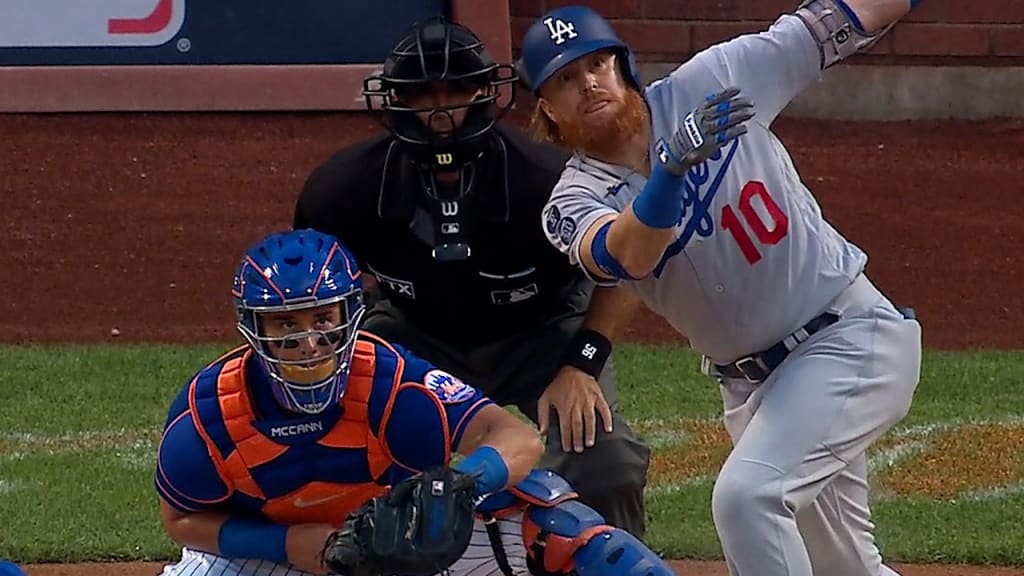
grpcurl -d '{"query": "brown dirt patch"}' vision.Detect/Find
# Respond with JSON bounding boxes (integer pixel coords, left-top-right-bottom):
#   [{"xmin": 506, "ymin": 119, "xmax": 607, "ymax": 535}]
[
  {"xmin": 640, "ymin": 420, "xmax": 732, "ymax": 485},
  {"xmin": 639, "ymin": 420, "xmax": 1024, "ymax": 501},
  {"xmin": 875, "ymin": 424, "xmax": 1024, "ymax": 499}
]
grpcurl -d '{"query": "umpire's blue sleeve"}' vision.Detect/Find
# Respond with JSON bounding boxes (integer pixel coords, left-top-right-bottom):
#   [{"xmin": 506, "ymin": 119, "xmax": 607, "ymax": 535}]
[
  {"xmin": 155, "ymin": 404, "xmax": 231, "ymax": 513},
  {"xmin": 383, "ymin": 347, "xmax": 493, "ymax": 473}
]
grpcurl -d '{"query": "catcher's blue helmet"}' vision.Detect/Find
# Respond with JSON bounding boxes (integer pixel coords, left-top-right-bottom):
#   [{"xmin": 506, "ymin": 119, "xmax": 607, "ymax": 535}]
[
  {"xmin": 519, "ymin": 5, "xmax": 642, "ymax": 94},
  {"xmin": 233, "ymin": 229, "xmax": 364, "ymax": 415}
]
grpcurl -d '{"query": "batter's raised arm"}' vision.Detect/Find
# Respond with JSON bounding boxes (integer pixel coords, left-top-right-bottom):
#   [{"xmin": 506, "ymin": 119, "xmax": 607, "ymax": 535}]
[
  {"xmin": 544, "ymin": 88, "xmax": 754, "ymax": 281},
  {"xmin": 794, "ymin": 0, "xmax": 918, "ymax": 66},
  {"xmin": 679, "ymin": 0, "xmax": 919, "ymax": 125},
  {"xmin": 841, "ymin": 0, "xmax": 921, "ymax": 34}
]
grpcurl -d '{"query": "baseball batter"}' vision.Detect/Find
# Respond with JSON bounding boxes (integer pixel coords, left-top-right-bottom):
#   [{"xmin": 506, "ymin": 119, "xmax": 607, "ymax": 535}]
[
  {"xmin": 518, "ymin": 2, "xmax": 924, "ymax": 576},
  {"xmin": 155, "ymin": 229, "xmax": 675, "ymax": 576}
]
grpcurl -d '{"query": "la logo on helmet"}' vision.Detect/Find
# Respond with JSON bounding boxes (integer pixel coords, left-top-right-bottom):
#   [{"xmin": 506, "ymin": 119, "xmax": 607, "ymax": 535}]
[{"xmin": 543, "ymin": 16, "xmax": 577, "ymax": 45}]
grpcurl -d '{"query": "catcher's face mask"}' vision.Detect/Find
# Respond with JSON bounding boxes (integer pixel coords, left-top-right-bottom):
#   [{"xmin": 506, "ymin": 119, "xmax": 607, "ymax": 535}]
[
  {"xmin": 234, "ymin": 230, "xmax": 366, "ymax": 415},
  {"xmin": 248, "ymin": 302, "xmax": 362, "ymax": 415}
]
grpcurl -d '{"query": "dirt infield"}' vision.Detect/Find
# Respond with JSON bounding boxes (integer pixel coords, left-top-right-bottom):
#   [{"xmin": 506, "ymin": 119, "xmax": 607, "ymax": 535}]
[{"xmin": 4, "ymin": 110, "xmax": 1024, "ymax": 576}]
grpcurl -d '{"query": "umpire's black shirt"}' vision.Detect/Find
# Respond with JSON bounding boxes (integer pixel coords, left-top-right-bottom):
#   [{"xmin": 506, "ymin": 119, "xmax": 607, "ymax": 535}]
[{"xmin": 294, "ymin": 124, "xmax": 588, "ymax": 345}]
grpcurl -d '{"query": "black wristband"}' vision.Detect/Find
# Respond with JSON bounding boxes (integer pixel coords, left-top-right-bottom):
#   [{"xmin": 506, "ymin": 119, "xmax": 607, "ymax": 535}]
[{"xmin": 562, "ymin": 328, "xmax": 613, "ymax": 379}]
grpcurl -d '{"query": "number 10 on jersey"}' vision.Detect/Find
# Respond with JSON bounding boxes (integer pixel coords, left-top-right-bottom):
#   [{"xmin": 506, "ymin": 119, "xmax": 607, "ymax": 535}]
[{"xmin": 721, "ymin": 181, "xmax": 788, "ymax": 264}]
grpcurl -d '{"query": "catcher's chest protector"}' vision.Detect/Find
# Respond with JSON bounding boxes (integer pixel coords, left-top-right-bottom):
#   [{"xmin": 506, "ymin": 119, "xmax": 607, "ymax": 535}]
[{"xmin": 189, "ymin": 341, "xmax": 401, "ymax": 525}]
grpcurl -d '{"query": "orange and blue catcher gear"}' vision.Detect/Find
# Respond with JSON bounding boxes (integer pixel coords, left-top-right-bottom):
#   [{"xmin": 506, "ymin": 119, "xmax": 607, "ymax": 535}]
[
  {"xmin": 156, "ymin": 229, "xmax": 494, "ymax": 526},
  {"xmin": 477, "ymin": 469, "xmax": 675, "ymax": 576},
  {"xmin": 186, "ymin": 333, "xmax": 404, "ymax": 526},
  {"xmin": 154, "ymin": 330, "xmax": 492, "ymax": 524}
]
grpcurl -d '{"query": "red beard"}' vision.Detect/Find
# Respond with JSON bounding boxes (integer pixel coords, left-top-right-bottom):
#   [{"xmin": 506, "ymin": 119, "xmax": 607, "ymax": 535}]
[{"xmin": 556, "ymin": 89, "xmax": 648, "ymax": 159}]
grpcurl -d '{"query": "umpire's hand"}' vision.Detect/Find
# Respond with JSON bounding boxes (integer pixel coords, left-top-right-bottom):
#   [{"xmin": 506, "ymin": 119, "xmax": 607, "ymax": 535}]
[{"xmin": 538, "ymin": 367, "xmax": 613, "ymax": 453}]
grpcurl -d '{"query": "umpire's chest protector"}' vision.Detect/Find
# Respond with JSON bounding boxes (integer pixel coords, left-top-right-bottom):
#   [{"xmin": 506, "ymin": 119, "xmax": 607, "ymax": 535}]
[
  {"xmin": 187, "ymin": 340, "xmax": 403, "ymax": 525},
  {"xmin": 364, "ymin": 130, "xmax": 580, "ymax": 340}
]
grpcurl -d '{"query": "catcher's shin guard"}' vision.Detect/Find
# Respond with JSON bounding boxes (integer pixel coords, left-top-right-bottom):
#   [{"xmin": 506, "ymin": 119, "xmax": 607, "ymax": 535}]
[
  {"xmin": 523, "ymin": 500, "xmax": 674, "ymax": 576},
  {"xmin": 476, "ymin": 469, "xmax": 580, "ymax": 576}
]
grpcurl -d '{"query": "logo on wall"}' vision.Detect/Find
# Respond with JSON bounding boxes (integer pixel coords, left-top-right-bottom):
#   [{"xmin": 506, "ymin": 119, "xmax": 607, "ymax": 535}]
[{"xmin": 0, "ymin": 0, "xmax": 186, "ymax": 48}]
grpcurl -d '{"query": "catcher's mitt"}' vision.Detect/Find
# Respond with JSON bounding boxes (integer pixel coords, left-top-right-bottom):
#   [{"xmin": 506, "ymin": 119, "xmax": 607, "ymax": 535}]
[{"xmin": 320, "ymin": 466, "xmax": 477, "ymax": 576}]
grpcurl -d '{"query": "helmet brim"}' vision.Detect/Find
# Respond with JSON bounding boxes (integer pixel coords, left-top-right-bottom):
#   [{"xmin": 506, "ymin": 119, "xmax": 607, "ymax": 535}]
[{"xmin": 528, "ymin": 38, "xmax": 627, "ymax": 93}]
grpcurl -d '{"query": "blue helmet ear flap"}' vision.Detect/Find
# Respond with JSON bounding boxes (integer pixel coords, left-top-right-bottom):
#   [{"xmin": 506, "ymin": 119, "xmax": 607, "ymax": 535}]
[
  {"xmin": 515, "ymin": 57, "xmax": 533, "ymax": 92},
  {"xmin": 619, "ymin": 46, "xmax": 643, "ymax": 91}
]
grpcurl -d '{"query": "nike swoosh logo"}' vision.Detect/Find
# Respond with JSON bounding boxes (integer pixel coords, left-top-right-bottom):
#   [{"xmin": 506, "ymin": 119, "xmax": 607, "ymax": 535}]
[{"xmin": 293, "ymin": 492, "xmax": 347, "ymax": 508}]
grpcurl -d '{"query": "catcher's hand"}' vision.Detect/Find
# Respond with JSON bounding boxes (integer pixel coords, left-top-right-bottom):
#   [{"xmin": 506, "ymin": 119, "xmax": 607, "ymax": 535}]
[
  {"xmin": 657, "ymin": 86, "xmax": 755, "ymax": 176},
  {"xmin": 320, "ymin": 466, "xmax": 477, "ymax": 576}
]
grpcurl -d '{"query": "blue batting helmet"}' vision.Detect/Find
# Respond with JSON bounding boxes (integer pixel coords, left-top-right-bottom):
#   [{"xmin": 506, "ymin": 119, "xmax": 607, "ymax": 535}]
[
  {"xmin": 519, "ymin": 5, "xmax": 642, "ymax": 93},
  {"xmin": 233, "ymin": 229, "xmax": 365, "ymax": 415}
]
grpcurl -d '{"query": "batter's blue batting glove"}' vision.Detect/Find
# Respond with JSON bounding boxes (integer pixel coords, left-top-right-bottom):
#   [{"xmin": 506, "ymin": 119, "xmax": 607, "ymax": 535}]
[{"xmin": 656, "ymin": 86, "xmax": 755, "ymax": 176}]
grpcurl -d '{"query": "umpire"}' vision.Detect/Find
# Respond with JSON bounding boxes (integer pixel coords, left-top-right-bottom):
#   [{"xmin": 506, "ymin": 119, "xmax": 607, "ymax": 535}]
[{"xmin": 293, "ymin": 16, "xmax": 650, "ymax": 537}]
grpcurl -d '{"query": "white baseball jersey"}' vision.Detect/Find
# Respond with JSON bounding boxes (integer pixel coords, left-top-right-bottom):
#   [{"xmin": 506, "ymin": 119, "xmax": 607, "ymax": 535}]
[{"xmin": 543, "ymin": 15, "xmax": 867, "ymax": 364}]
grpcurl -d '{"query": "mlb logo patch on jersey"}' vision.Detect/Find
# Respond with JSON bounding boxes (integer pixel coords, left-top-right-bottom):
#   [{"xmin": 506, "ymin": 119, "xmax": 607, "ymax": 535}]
[{"xmin": 424, "ymin": 370, "xmax": 477, "ymax": 404}]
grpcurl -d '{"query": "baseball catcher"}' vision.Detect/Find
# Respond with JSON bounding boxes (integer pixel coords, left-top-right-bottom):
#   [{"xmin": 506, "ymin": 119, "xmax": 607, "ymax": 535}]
[
  {"xmin": 155, "ymin": 229, "xmax": 673, "ymax": 576},
  {"xmin": 154, "ymin": 229, "xmax": 544, "ymax": 576}
]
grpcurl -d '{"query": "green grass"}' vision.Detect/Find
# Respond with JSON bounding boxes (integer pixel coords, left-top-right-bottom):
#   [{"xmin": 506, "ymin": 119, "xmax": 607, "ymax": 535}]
[
  {"xmin": 2, "ymin": 344, "xmax": 1024, "ymax": 564},
  {"xmin": 0, "ymin": 345, "xmax": 220, "ymax": 561}
]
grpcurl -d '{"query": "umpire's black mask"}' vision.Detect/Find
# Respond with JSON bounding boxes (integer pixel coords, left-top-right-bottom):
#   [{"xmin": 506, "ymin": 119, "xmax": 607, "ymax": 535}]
[{"xmin": 363, "ymin": 15, "xmax": 517, "ymax": 261}]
